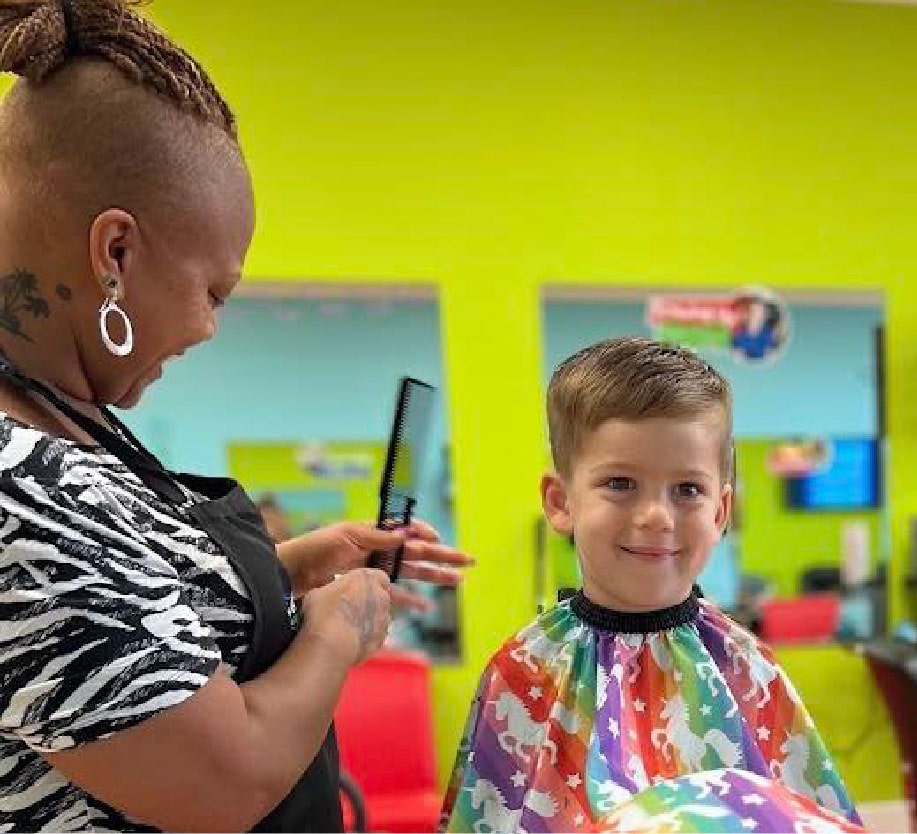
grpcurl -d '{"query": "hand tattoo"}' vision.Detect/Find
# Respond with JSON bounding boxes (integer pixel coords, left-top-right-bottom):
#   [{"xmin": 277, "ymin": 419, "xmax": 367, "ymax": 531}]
[
  {"xmin": 0, "ymin": 269, "xmax": 50, "ymax": 341},
  {"xmin": 338, "ymin": 573, "xmax": 377, "ymax": 656},
  {"xmin": 55, "ymin": 284, "xmax": 73, "ymax": 301}
]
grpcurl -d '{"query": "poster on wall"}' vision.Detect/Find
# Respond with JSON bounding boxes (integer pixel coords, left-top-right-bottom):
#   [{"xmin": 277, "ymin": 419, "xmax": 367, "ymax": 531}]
[
  {"xmin": 227, "ymin": 440, "xmax": 384, "ymax": 536},
  {"xmin": 766, "ymin": 437, "xmax": 832, "ymax": 477},
  {"xmin": 646, "ymin": 287, "xmax": 791, "ymax": 363}
]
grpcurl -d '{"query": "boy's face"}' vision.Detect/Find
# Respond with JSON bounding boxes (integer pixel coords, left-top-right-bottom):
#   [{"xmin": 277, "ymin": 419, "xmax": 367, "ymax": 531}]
[{"xmin": 541, "ymin": 410, "xmax": 732, "ymax": 612}]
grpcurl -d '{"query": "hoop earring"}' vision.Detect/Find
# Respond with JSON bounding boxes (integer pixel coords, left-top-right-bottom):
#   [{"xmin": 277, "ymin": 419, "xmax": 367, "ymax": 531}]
[{"xmin": 99, "ymin": 297, "xmax": 134, "ymax": 357}]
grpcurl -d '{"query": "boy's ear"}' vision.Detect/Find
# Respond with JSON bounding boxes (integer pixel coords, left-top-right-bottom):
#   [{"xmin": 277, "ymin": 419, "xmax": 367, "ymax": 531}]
[
  {"xmin": 716, "ymin": 482, "xmax": 734, "ymax": 536},
  {"xmin": 541, "ymin": 471, "xmax": 573, "ymax": 536}
]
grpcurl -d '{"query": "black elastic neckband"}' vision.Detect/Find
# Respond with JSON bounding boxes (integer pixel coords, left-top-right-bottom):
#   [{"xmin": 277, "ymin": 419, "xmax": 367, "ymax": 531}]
[
  {"xmin": 570, "ymin": 587, "xmax": 701, "ymax": 634},
  {"xmin": 60, "ymin": 0, "xmax": 81, "ymax": 58}
]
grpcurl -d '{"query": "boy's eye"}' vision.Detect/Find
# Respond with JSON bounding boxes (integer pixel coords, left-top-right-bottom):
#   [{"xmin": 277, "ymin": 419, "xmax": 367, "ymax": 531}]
[
  {"xmin": 675, "ymin": 482, "xmax": 703, "ymax": 499},
  {"xmin": 605, "ymin": 476, "xmax": 635, "ymax": 492},
  {"xmin": 209, "ymin": 291, "xmax": 225, "ymax": 308}
]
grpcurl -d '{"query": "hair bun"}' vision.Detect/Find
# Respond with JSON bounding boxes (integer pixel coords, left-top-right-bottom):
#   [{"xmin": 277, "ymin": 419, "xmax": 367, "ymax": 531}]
[
  {"xmin": 0, "ymin": 0, "xmax": 235, "ymax": 135},
  {"xmin": 0, "ymin": 1, "xmax": 69, "ymax": 80}
]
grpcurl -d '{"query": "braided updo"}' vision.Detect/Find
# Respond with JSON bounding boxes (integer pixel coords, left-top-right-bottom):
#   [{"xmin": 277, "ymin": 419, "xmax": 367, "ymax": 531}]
[
  {"xmin": 0, "ymin": 0, "xmax": 249, "ymax": 240},
  {"xmin": 0, "ymin": 0, "xmax": 234, "ymax": 135}
]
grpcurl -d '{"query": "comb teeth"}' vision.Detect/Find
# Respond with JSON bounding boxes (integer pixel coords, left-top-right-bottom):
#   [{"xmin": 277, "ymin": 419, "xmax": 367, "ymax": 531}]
[
  {"xmin": 369, "ymin": 377, "xmax": 435, "ymax": 580},
  {"xmin": 369, "ymin": 544, "xmax": 400, "ymax": 579},
  {"xmin": 374, "ymin": 494, "xmax": 417, "ymax": 579},
  {"xmin": 380, "ymin": 384, "xmax": 412, "ymax": 502}
]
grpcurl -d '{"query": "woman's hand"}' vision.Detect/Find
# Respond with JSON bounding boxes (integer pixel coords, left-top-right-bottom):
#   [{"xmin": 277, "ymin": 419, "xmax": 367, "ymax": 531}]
[
  {"xmin": 277, "ymin": 520, "xmax": 473, "ymax": 611},
  {"xmin": 300, "ymin": 569, "xmax": 393, "ymax": 666}
]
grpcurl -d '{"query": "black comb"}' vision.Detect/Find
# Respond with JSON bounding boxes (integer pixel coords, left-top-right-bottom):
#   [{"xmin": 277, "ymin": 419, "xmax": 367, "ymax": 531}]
[{"xmin": 367, "ymin": 377, "xmax": 436, "ymax": 580}]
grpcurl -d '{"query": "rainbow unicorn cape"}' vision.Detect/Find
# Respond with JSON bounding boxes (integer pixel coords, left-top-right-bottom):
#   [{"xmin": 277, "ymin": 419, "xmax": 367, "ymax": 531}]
[{"xmin": 441, "ymin": 591, "xmax": 864, "ymax": 833}]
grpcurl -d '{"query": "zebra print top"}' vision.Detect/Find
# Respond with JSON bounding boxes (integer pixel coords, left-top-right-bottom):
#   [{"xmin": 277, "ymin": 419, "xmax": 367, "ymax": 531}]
[{"xmin": 0, "ymin": 413, "xmax": 255, "ymax": 831}]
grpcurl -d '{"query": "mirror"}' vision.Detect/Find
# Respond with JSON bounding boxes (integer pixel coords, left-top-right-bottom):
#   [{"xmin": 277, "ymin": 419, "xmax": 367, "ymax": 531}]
[
  {"xmin": 127, "ymin": 283, "xmax": 462, "ymax": 663},
  {"xmin": 539, "ymin": 285, "xmax": 886, "ymax": 645}
]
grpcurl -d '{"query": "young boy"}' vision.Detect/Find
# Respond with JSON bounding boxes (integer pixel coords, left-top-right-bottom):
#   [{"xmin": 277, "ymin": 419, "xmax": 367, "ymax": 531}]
[{"xmin": 441, "ymin": 337, "xmax": 863, "ymax": 833}]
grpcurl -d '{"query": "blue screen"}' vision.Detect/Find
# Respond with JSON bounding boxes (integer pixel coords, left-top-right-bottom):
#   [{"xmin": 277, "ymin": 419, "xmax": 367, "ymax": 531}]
[{"xmin": 784, "ymin": 438, "xmax": 880, "ymax": 510}]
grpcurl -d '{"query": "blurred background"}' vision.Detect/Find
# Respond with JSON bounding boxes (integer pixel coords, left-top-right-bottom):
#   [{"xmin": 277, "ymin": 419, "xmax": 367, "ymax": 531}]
[{"xmin": 8, "ymin": 0, "xmax": 917, "ymax": 828}]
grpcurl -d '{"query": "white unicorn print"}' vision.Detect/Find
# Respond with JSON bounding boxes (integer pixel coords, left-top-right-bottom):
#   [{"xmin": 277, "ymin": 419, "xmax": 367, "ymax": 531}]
[
  {"xmin": 510, "ymin": 632, "xmax": 557, "ymax": 674},
  {"xmin": 605, "ymin": 804, "xmax": 655, "ymax": 831},
  {"xmin": 724, "ymin": 628, "xmax": 780, "ymax": 708},
  {"xmin": 651, "ymin": 694, "xmax": 742, "ymax": 770},
  {"xmin": 510, "ymin": 631, "xmax": 575, "ymax": 678},
  {"xmin": 523, "ymin": 789, "xmax": 558, "ymax": 820},
  {"xmin": 596, "ymin": 663, "xmax": 613, "ymax": 710},
  {"xmin": 549, "ymin": 701, "xmax": 580, "ymax": 735},
  {"xmin": 465, "ymin": 779, "xmax": 523, "ymax": 834},
  {"xmin": 489, "ymin": 691, "xmax": 558, "ymax": 765},
  {"xmin": 598, "ymin": 662, "xmax": 627, "ymax": 709},
  {"xmin": 652, "ymin": 804, "xmax": 734, "ymax": 830},
  {"xmin": 685, "ymin": 770, "xmax": 732, "ymax": 800},
  {"xmin": 793, "ymin": 810, "xmax": 851, "ymax": 834},
  {"xmin": 771, "ymin": 733, "xmax": 811, "ymax": 794},
  {"xmin": 608, "ymin": 802, "xmax": 732, "ymax": 832},
  {"xmin": 648, "ymin": 635, "xmax": 674, "ymax": 673},
  {"xmin": 771, "ymin": 734, "xmax": 844, "ymax": 814},
  {"xmin": 592, "ymin": 778, "xmax": 634, "ymax": 812},
  {"xmin": 694, "ymin": 660, "xmax": 723, "ymax": 697},
  {"xmin": 695, "ymin": 659, "xmax": 739, "ymax": 718},
  {"xmin": 619, "ymin": 634, "xmax": 645, "ymax": 684},
  {"xmin": 626, "ymin": 752, "xmax": 649, "ymax": 786}
]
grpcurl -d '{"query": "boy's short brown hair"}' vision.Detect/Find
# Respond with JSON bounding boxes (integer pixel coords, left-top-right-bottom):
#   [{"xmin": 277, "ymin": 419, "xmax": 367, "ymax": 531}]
[{"xmin": 547, "ymin": 336, "xmax": 733, "ymax": 479}]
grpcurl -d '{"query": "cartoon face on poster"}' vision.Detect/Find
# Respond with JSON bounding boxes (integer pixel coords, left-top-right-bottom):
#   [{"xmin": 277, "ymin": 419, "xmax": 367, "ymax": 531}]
[
  {"xmin": 646, "ymin": 287, "xmax": 791, "ymax": 364},
  {"xmin": 765, "ymin": 437, "xmax": 832, "ymax": 477},
  {"xmin": 730, "ymin": 289, "xmax": 791, "ymax": 363}
]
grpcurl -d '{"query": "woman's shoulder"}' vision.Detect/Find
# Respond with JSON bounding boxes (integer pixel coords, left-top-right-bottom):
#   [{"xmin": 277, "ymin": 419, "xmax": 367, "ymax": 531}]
[
  {"xmin": 0, "ymin": 411, "xmax": 120, "ymax": 483},
  {"xmin": 0, "ymin": 412, "xmax": 185, "ymax": 554}
]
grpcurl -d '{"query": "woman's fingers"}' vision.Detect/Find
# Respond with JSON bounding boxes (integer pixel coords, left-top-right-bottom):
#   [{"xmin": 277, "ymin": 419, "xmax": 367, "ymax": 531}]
[
  {"xmin": 390, "ymin": 585, "xmax": 435, "ymax": 612},
  {"xmin": 402, "ymin": 539, "xmax": 474, "ymax": 567},
  {"xmin": 402, "ymin": 519, "xmax": 441, "ymax": 543},
  {"xmin": 399, "ymin": 561, "xmax": 464, "ymax": 586}
]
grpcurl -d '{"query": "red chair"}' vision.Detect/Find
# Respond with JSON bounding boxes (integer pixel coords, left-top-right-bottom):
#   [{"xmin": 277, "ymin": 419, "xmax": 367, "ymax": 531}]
[
  {"xmin": 334, "ymin": 650, "xmax": 442, "ymax": 832},
  {"xmin": 759, "ymin": 594, "xmax": 840, "ymax": 643}
]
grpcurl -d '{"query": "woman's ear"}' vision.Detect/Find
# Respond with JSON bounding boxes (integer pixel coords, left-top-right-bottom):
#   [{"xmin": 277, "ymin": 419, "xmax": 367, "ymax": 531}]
[
  {"xmin": 541, "ymin": 471, "xmax": 573, "ymax": 536},
  {"xmin": 88, "ymin": 208, "xmax": 140, "ymax": 297}
]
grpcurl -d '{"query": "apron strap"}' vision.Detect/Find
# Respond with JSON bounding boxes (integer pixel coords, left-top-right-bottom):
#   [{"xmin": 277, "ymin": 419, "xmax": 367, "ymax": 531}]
[{"xmin": 0, "ymin": 354, "xmax": 186, "ymax": 503}]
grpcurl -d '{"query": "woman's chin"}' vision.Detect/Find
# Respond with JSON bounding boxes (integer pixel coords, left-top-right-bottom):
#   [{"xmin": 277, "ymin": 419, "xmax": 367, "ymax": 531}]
[
  {"xmin": 113, "ymin": 376, "xmax": 156, "ymax": 409},
  {"xmin": 113, "ymin": 390, "xmax": 143, "ymax": 409}
]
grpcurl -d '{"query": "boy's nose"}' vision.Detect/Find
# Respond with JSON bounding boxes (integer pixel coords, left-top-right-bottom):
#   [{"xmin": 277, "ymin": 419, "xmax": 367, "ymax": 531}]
[{"xmin": 634, "ymin": 499, "xmax": 675, "ymax": 531}]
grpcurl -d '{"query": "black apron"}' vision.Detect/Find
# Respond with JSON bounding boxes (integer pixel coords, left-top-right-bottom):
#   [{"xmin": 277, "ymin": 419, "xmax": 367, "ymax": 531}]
[{"xmin": 0, "ymin": 358, "xmax": 343, "ymax": 832}]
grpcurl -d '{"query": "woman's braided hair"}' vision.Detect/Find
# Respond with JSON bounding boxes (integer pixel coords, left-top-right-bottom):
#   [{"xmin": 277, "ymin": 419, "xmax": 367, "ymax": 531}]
[{"xmin": 0, "ymin": 0, "xmax": 235, "ymax": 136}]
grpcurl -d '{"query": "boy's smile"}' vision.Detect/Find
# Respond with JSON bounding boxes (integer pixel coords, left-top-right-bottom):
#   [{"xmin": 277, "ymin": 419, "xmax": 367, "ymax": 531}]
[{"xmin": 542, "ymin": 410, "xmax": 733, "ymax": 612}]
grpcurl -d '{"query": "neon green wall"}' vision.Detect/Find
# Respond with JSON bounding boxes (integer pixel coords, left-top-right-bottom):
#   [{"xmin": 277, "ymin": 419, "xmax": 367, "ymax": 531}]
[
  {"xmin": 776, "ymin": 645, "xmax": 901, "ymax": 804},
  {"xmin": 6, "ymin": 0, "xmax": 917, "ymax": 802}
]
